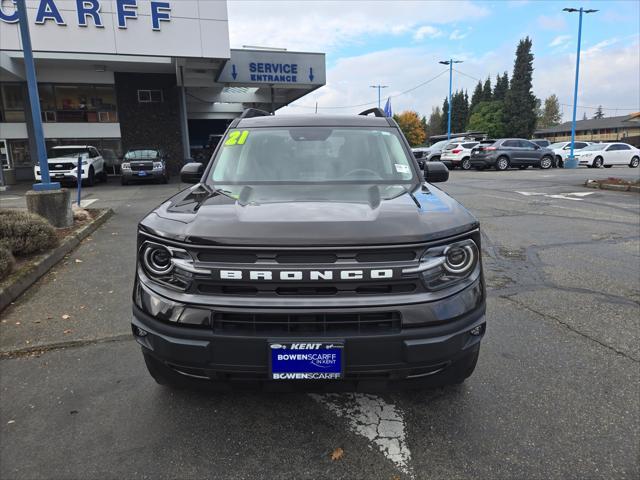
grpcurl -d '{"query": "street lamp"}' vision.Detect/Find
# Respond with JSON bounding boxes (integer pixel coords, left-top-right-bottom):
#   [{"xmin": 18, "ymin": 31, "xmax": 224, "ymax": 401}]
[
  {"xmin": 563, "ymin": 7, "xmax": 598, "ymax": 168},
  {"xmin": 370, "ymin": 85, "xmax": 388, "ymax": 109},
  {"xmin": 439, "ymin": 59, "xmax": 463, "ymax": 140}
]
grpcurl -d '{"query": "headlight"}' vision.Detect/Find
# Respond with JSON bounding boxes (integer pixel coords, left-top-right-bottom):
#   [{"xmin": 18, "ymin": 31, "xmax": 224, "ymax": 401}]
[
  {"xmin": 139, "ymin": 241, "xmax": 209, "ymax": 291},
  {"xmin": 153, "ymin": 162, "xmax": 163, "ymax": 170},
  {"xmin": 121, "ymin": 162, "xmax": 131, "ymax": 169},
  {"xmin": 404, "ymin": 238, "xmax": 479, "ymax": 291}
]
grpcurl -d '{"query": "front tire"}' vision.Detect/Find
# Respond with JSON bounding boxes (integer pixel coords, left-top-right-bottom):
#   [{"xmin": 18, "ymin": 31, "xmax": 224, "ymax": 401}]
[
  {"xmin": 85, "ymin": 167, "xmax": 95, "ymax": 187},
  {"xmin": 629, "ymin": 156, "xmax": 639, "ymax": 168},
  {"xmin": 592, "ymin": 156, "xmax": 603, "ymax": 168},
  {"xmin": 539, "ymin": 156, "xmax": 553, "ymax": 169},
  {"xmin": 495, "ymin": 156, "xmax": 509, "ymax": 171},
  {"xmin": 461, "ymin": 157, "xmax": 471, "ymax": 170}
]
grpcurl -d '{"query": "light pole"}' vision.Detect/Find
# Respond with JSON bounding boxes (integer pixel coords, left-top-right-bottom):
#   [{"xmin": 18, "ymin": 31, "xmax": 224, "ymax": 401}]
[
  {"xmin": 563, "ymin": 7, "xmax": 598, "ymax": 168},
  {"xmin": 438, "ymin": 59, "xmax": 463, "ymax": 140},
  {"xmin": 15, "ymin": 0, "xmax": 59, "ymax": 190},
  {"xmin": 370, "ymin": 85, "xmax": 388, "ymax": 109}
]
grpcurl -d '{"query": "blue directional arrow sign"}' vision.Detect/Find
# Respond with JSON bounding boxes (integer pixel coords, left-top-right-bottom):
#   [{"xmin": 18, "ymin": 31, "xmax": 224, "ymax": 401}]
[
  {"xmin": 231, "ymin": 64, "xmax": 237, "ymax": 80},
  {"xmin": 309, "ymin": 67, "xmax": 314, "ymax": 81}
]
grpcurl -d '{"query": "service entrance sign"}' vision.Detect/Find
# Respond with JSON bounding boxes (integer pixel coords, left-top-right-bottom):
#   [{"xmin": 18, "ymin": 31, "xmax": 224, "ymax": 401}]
[{"xmin": 218, "ymin": 49, "xmax": 326, "ymax": 86}]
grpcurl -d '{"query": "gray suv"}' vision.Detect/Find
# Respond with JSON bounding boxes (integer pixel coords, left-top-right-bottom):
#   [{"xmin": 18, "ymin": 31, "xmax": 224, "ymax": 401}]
[
  {"xmin": 121, "ymin": 148, "xmax": 170, "ymax": 185},
  {"xmin": 470, "ymin": 138, "xmax": 555, "ymax": 171}
]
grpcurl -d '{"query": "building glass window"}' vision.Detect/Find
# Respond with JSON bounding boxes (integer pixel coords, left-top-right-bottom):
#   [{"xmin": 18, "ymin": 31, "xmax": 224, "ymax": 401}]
[
  {"xmin": 8, "ymin": 139, "xmax": 31, "ymax": 167},
  {"xmin": 39, "ymin": 84, "xmax": 57, "ymax": 122},
  {"xmin": 138, "ymin": 89, "xmax": 163, "ymax": 103},
  {"xmin": 1, "ymin": 84, "xmax": 26, "ymax": 122}
]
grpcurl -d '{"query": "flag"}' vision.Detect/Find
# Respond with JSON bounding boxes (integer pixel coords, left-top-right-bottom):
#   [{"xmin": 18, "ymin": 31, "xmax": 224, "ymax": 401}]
[{"xmin": 383, "ymin": 97, "xmax": 392, "ymax": 117}]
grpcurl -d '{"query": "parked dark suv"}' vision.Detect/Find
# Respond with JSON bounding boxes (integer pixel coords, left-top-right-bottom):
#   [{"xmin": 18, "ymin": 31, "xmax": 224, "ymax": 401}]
[
  {"xmin": 121, "ymin": 148, "xmax": 170, "ymax": 185},
  {"xmin": 131, "ymin": 108, "xmax": 486, "ymax": 391},
  {"xmin": 470, "ymin": 138, "xmax": 555, "ymax": 170}
]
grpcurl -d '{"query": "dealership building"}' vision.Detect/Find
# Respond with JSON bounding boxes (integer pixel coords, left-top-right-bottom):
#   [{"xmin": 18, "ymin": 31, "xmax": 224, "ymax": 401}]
[{"xmin": 0, "ymin": 0, "xmax": 325, "ymax": 182}]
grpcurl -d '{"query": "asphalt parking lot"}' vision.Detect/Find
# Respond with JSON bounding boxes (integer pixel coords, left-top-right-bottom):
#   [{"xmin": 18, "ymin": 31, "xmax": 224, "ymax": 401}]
[{"xmin": 1, "ymin": 167, "xmax": 639, "ymax": 480}]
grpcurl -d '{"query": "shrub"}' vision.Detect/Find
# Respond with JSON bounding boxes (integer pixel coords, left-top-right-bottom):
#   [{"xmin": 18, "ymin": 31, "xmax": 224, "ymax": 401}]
[
  {"xmin": 0, "ymin": 245, "xmax": 15, "ymax": 280},
  {"xmin": 0, "ymin": 209, "xmax": 58, "ymax": 256}
]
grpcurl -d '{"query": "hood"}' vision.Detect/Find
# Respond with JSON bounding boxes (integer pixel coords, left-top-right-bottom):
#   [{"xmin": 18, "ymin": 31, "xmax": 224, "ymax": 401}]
[{"xmin": 141, "ymin": 184, "xmax": 479, "ymax": 247}]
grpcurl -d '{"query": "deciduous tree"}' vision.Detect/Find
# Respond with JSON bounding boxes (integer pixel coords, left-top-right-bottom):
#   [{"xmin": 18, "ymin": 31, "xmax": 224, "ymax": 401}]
[{"xmin": 394, "ymin": 111, "xmax": 426, "ymax": 146}]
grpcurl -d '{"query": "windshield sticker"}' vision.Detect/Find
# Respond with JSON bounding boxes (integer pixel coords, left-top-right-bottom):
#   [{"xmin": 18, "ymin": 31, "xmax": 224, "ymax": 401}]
[
  {"xmin": 395, "ymin": 164, "xmax": 410, "ymax": 174},
  {"xmin": 224, "ymin": 130, "xmax": 249, "ymax": 146}
]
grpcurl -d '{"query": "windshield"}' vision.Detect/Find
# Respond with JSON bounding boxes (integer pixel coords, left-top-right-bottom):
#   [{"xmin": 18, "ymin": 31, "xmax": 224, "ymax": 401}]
[
  {"xmin": 48, "ymin": 148, "xmax": 89, "ymax": 159},
  {"xmin": 549, "ymin": 142, "xmax": 566, "ymax": 149},
  {"xmin": 125, "ymin": 149, "xmax": 159, "ymax": 160},
  {"xmin": 429, "ymin": 140, "xmax": 449, "ymax": 150},
  {"xmin": 209, "ymin": 127, "xmax": 416, "ymax": 199},
  {"xmin": 581, "ymin": 144, "xmax": 607, "ymax": 151}
]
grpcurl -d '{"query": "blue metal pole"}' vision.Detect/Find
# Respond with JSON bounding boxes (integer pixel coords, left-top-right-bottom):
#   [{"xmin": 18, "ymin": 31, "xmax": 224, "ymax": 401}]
[
  {"xmin": 565, "ymin": 8, "xmax": 583, "ymax": 169},
  {"xmin": 377, "ymin": 86, "xmax": 381, "ymax": 109},
  {"xmin": 15, "ymin": 0, "xmax": 59, "ymax": 190},
  {"xmin": 77, "ymin": 156, "xmax": 82, "ymax": 206},
  {"xmin": 447, "ymin": 59, "xmax": 453, "ymax": 140}
]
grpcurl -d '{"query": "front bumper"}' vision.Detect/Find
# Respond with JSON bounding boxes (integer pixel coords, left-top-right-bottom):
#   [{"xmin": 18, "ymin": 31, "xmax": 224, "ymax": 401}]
[
  {"xmin": 122, "ymin": 169, "xmax": 166, "ymax": 181},
  {"xmin": 34, "ymin": 169, "xmax": 87, "ymax": 181},
  {"xmin": 131, "ymin": 278, "xmax": 486, "ymax": 388}
]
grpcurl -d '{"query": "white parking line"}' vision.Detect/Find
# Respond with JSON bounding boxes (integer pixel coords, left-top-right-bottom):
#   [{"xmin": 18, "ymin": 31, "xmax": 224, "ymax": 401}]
[
  {"xmin": 311, "ymin": 393, "xmax": 413, "ymax": 477},
  {"xmin": 0, "ymin": 196, "xmax": 22, "ymax": 201},
  {"xmin": 515, "ymin": 191, "xmax": 595, "ymax": 201}
]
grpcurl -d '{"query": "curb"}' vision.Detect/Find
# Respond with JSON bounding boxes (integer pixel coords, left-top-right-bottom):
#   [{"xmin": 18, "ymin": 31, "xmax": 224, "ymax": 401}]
[
  {"xmin": 584, "ymin": 180, "xmax": 638, "ymax": 192},
  {"xmin": 0, "ymin": 208, "xmax": 114, "ymax": 312}
]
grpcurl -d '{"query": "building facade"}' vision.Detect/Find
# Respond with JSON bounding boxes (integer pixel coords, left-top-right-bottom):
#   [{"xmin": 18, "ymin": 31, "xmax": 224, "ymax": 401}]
[
  {"xmin": 0, "ymin": 0, "xmax": 325, "ymax": 183},
  {"xmin": 533, "ymin": 113, "xmax": 640, "ymax": 147}
]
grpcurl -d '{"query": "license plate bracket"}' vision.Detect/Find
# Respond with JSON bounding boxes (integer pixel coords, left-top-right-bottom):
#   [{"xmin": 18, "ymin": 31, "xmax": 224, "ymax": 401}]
[{"xmin": 269, "ymin": 341, "xmax": 344, "ymax": 380}]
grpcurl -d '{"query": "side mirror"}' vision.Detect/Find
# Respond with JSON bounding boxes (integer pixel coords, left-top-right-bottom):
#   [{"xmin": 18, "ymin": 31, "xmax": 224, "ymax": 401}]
[
  {"xmin": 534, "ymin": 144, "xmax": 541, "ymax": 150},
  {"xmin": 413, "ymin": 151, "xmax": 421, "ymax": 159},
  {"xmin": 180, "ymin": 162, "xmax": 204, "ymax": 184},
  {"xmin": 424, "ymin": 161, "xmax": 449, "ymax": 183}
]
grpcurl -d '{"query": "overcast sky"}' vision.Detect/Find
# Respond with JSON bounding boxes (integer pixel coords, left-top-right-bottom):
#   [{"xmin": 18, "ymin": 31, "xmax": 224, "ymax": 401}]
[{"xmin": 227, "ymin": 0, "xmax": 640, "ymax": 121}]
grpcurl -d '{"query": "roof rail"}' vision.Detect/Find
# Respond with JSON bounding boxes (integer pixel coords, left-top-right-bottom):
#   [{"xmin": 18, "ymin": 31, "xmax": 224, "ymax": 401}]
[
  {"xmin": 240, "ymin": 108, "xmax": 271, "ymax": 119},
  {"xmin": 359, "ymin": 107, "xmax": 386, "ymax": 118}
]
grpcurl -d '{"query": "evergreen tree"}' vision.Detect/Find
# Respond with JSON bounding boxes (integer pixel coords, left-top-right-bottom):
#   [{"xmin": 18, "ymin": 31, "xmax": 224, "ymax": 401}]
[
  {"xmin": 470, "ymin": 81, "xmax": 483, "ymax": 113},
  {"xmin": 426, "ymin": 106, "xmax": 444, "ymax": 137},
  {"xmin": 481, "ymin": 77, "xmax": 493, "ymax": 102},
  {"xmin": 468, "ymin": 101, "xmax": 506, "ymax": 138},
  {"xmin": 463, "ymin": 90, "xmax": 469, "ymax": 130},
  {"xmin": 493, "ymin": 72, "xmax": 509, "ymax": 100},
  {"xmin": 441, "ymin": 97, "xmax": 449, "ymax": 133},
  {"xmin": 593, "ymin": 105, "xmax": 604, "ymax": 119},
  {"xmin": 503, "ymin": 37, "xmax": 537, "ymax": 137},
  {"xmin": 537, "ymin": 94, "xmax": 562, "ymax": 128}
]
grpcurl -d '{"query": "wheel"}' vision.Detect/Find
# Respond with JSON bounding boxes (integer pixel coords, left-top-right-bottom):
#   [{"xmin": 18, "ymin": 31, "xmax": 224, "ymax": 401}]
[
  {"xmin": 495, "ymin": 156, "xmax": 509, "ymax": 171},
  {"xmin": 162, "ymin": 175, "xmax": 169, "ymax": 184},
  {"xmin": 461, "ymin": 158, "xmax": 471, "ymax": 170},
  {"xmin": 85, "ymin": 167, "xmax": 95, "ymax": 186},
  {"xmin": 539, "ymin": 156, "xmax": 552, "ymax": 169},
  {"xmin": 629, "ymin": 156, "xmax": 639, "ymax": 168},
  {"xmin": 518, "ymin": 165, "xmax": 528, "ymax": 170},
  {"xmin": 100, "ymin": 169, "xmax": 108, "ymax": 183},
  {"xmin": 121, "ymin": 177, "xmax": 128, "ymax": 186},
  {"xmin": 592, "ymin": 156, "xmax": 603, "ymax": 168}
]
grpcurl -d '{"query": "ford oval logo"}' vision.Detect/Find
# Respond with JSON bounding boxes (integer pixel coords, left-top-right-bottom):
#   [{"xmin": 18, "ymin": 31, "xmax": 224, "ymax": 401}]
[{"xmin": 55, "ymin": 164, "xmax": 63, "ymax": 168}]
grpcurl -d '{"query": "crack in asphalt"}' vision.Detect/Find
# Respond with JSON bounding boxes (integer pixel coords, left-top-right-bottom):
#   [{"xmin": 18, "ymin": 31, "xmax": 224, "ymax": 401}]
[
  {"xmin": 311, "ymin": 393, "xmax": 413, "ymax": 478},
  {"xmin": 0, "ymin": 334, "xmax": 133, "ymax": 359},
  {"xmin": 500, "ymin": 295, "xmax": 639, "ymax": 363}
]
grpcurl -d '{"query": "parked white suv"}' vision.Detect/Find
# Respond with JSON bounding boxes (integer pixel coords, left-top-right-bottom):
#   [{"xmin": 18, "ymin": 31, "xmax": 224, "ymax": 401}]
[
  {"xmin": 34, "ymin": 145, "xmax": 107, "ymax": 186},
  {"xmin": 574, "ymin": 142, "xmax": 640, "ymax": 168},
  {"xmin": 440, "ymin": 141, "xmax": 481, "ymax": 170},
  {"xmin": 548, "ymin": 141, "xmax": 591, "ymax": 168}
]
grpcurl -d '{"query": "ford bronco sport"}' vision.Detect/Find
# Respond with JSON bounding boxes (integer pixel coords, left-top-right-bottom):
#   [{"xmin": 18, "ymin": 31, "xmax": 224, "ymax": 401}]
[{"xmin": 131, "ymin": 108, "xmax": 486, "ymax": 391}]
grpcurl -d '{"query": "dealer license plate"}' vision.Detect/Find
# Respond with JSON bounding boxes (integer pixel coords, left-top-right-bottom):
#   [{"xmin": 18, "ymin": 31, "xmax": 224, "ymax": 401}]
[{"xmin": 270, "ymin": 342, "xmax": 344, "ymax": 380}]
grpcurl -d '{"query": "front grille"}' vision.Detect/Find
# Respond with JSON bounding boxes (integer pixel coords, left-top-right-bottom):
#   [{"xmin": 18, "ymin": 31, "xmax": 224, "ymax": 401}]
[
  {"xmin": 212, "ymin": 311, "xmax": 401, "ymax": 335},
  {"xmin": 49, "ymin": 162, "xmax": 75, "ymax": 171},
  {"xmin": 131, "ymin": 163, "xmax": 153, "ymax": 171},
  {"xmin": 194, "ymin": 280, "xmax": 418, "ymax": 296}
]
